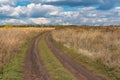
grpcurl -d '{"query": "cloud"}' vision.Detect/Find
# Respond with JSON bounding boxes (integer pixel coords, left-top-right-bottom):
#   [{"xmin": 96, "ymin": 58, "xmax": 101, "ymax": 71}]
[
  {"xmin": 0, "ymin": 0, "xmax": 120, "ymax": 10},
  {"xmin": 0, "ymin": 3, "xmax": 61, "ymax": 25},
  {"xmin": 0, "ymin": 0, "xmax": 120, "ymax": 25},
  {"xmin": 0, "ymin": 5, "xmax": 17, "ymax": 19},
  {"xmin": 26, "ymin": 3, "xmax": 62, "ymax": 18},
  {"xmin": 48, "ymin": 7, "xmax": 120, "ymax": 25},
  {"xmin": 0, "ymin": 18, "xmax": 50, "ymax": 25},
  {"xmin": 0, "ymin": 0, "xmax": 15, "ymax": 6},
  {"xmin": 1, "ymin": 6, "xmax": 120, "ymax": 25},
  {"xmin": 0, "ymin": 0, "xmax": 31, "ymax": 6},
  {"xmin": 0, "ymin": 19, "xmax": 26, "ymax": 25},
  {"xmin": 32, "ymin": 0, "xmax": 120, "ymax": 10},
  {"xmin": 0, "ymin": 3, "xmax": 62, "ymax": 19},
  {"xmin": 28, "ymin": 18, "xmax": 50, "ymax": 24}
]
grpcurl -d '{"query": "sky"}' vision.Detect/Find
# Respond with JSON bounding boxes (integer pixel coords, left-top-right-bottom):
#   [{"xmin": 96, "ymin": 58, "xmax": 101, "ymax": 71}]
[{"xmin": 0, "ymin": 0, "xmax": 120, "ymax": 25}]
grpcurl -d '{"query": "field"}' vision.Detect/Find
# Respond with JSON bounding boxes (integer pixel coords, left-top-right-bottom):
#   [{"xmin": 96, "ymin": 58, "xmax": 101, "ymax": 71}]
[
  {"xmin": 38, "ymin": 35, "xmax": 76, "ymax": 80},
  {"xmin": 51, "ymin": 26, "xmax": 120, "ymax": 80},
  {"xmin": 0, "ymin": 27, "xmax": 54, "ymax": 67},
  {"xmin": 0, "ymin": 27, "xmax": 54, "ymax": 80},
  {"xmin": 0, "ymin": 26, "xmax": 119, "ymax": 80}
]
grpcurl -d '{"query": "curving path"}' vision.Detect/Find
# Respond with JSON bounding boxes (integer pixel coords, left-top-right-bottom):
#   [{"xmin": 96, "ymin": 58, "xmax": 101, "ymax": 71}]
[
  {"xmin": 23, "ymin": 32, "xmax": 106, "ymax": 80},
  {"xmin": 23, "ymin": 33, "xmax": 51, "ymax": 80},
  {"xmin": 45, "ymin": 33, "xmax": 106, "ymax": 80}
]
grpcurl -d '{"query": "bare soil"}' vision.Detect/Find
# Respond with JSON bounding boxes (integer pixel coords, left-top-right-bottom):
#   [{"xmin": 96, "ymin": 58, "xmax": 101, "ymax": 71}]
[
  {"xmin": 23, "ymin": 33, "xmax": 51, "ymax": 80},
  {"xmin": 45, "ymin": 34, "xmax": 106, "ymax": 80},
  {"xmin": 23, "ymin": 32, "xmax": 106, "ymax": 80}
]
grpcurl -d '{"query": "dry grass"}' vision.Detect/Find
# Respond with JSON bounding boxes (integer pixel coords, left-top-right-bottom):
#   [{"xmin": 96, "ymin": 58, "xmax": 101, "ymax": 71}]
[
  {"xmin": 52, "ymin": 27, "xmax": 120, "ymax": 70},
  {"xmin": 0, "ymin": 27, "xmax": 54, "ymax": 68}
]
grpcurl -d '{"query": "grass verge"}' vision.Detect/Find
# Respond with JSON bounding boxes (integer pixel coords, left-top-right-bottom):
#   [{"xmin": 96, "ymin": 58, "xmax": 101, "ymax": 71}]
[
  {"xmin": 0, "ymin": 67, "xmax": 3, "ymax": 79},
  {"xmin": 1, "ymin": 33, "xmax": 39, "ymax": 80},
  {"xmin": 51, "ymin": 36, "xmax": 120, "ymax": 80},
  {"xmin": 38, "ymin": 35, "xmax": 76, "ymax": 80}
]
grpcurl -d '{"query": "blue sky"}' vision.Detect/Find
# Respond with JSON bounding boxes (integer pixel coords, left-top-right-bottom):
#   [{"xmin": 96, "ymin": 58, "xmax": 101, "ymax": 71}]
[{"xmin": 0, "ymin": 0, "xmax": 120, "ymax": 25}]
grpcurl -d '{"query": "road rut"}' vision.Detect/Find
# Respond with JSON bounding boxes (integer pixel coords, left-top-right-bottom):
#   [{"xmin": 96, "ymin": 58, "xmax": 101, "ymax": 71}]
[
  {"xmin": 23, "ymin": 32, "xmax": 106, "ymax": 80},
  {"xmin": 23, "ymin": 33, "xmax": 51, "ymax": 80},
  {"xmin": 45, "ymin": 34, "xmax": 106, "ymax": 80}
]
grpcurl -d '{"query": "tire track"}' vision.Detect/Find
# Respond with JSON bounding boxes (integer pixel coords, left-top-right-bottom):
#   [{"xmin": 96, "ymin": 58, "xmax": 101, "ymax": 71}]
[
  {"xmin": 45, "ymin": 33, "xmax": 106, "ymax": 80},
  {"xmin": 23, "ymin": 33, "xmax": 51, "ymax": 80}
]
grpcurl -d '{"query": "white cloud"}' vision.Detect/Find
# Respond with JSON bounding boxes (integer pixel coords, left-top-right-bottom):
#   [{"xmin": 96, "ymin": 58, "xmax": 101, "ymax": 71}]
[
  {"xmin": 0, "ymin": 0, "xmax": 16, "ymax": 6},
  {"xmin": 0, "ymin": 19, "xmax": 26, "ymax": 25},
  {"xmin": 0, "ymin": 1, "xmax": 120, "ymax": 25},
  {"xmin": 0, "ymin": 18, "xmax": 50, "ymax": 25},
  {"xmin": 0, "ymin": 3, "xmax": 62, "ymax": 18},
  {"xmin": 48, "ymin": 6, "xmax": 120, "ymax": 25},
  {"xmin": 28, "ymin": 18, "xmax": 50, "ymax": 24},
  {"xmin": 26, "ymin": 3, "xmax": 62, "ymax": 17}
]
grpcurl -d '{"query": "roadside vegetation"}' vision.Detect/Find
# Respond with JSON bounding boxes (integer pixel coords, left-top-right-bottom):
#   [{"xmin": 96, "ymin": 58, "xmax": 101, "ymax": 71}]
[
  {"xmin": 0, "ymin": 27, "xmax": 54, "ymax": 80},
  {"xmin": 38, "ymin": 35, "xmax": 76, "ymax": 80},
  {"xmin": 51, "ymin": 26, "xmax": 120, "ymax": 80}
]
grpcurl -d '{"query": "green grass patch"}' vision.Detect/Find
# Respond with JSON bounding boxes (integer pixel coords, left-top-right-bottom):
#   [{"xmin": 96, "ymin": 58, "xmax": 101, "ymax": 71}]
[
  {"xmin": 51, "ymin": 37, "xmax": 120, "ymax": 80},
  {"xmin": 1, "ymin": 33, "xmax": 39, "ymax": 80},
  {"xmin": 38, "ymin": 35, "xmax": 76, "ymax": 80},
  {"xmin": 0, "ymin": 68, "xmax": 3, "ymax": 80}
]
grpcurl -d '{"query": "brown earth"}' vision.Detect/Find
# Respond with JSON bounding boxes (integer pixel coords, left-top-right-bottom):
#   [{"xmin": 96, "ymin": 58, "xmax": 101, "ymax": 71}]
[
  {"xmin": 23, "ymin": 32, "xmax": 106, "ymax": 80},
  {"xmin": 23, "ymin": 33, "xmax": 51, "ymax": 80},
  {"xmin": 45, "ymin": 33, "xmax": 106, "ymax": 80}
]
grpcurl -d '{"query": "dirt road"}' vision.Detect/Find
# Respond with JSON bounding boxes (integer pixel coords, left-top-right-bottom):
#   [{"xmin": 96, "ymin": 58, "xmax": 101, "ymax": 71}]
[
  {"xmin": 45, "ymin": 34, "xmax": 105, "ymax": 80},
  {"xmin": 23, "ymin": 32, "xmax": 105, "ymax": 80},
  {"xmin": 23, "ymin": 33, "xmax": 51, "ymax": 80}
]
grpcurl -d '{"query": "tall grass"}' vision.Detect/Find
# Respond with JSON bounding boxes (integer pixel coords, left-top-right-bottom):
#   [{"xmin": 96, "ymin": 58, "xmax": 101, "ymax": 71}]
[
  {"xmin": 0, "ymin": 27, "xmax": 53, "ymax": 80},
  {"xmin": 39, "ymin": 36, "xmax": 76, "ymax": 80},
  {"xmin": 52, "ymin": 26, "xmax": 120, "ymax": 79},
  {"xmin": 0, "ymin": 27, "xmax": 54, "ymax": 76}
]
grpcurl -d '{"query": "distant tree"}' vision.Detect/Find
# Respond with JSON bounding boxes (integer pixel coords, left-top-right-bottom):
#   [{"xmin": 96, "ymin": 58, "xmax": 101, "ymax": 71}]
[{"xmin": 4, "ymin": 24, "xmax": 13, "ymax": 28}]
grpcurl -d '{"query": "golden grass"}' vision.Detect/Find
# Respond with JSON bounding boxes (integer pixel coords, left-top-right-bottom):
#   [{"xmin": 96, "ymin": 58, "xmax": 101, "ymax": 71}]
[
  {"xmin": 0, "ymin": 27, "xmax": 54, "ymax": 68},
  {"xmin": 52, "ymin": 27, "xmax": 120, "ymax": 69}
]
